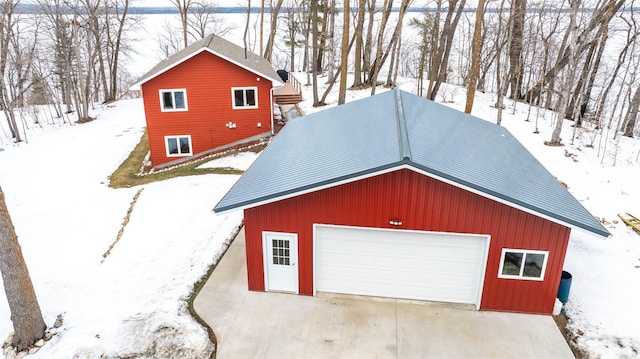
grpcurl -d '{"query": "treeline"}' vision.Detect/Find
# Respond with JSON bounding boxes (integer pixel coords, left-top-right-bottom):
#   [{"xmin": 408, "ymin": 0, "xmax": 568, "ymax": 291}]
[{"xmin": 1, "ymin": 0, "xmax": 639, "ymax": 150}]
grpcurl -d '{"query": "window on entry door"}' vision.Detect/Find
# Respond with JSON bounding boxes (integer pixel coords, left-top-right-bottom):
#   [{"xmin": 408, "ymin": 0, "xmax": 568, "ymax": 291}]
[{"xmin": 272, "ymin": 239, "xmax": 290, "ymax": 265}]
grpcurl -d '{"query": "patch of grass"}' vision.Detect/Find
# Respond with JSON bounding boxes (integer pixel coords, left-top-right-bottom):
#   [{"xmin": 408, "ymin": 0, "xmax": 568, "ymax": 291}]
[{"xmin": 109, "ymin": 130, "xmax": 244, "ymax": 188}]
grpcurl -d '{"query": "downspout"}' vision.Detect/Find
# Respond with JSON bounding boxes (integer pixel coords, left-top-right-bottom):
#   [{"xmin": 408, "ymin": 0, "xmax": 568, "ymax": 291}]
[{"xmin": 270, "ymin": 85, "xmax": 275, "ymax": 135}]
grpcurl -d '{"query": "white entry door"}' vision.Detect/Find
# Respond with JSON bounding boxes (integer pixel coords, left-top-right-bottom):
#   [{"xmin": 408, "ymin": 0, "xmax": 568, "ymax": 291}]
[{"xmin": 263, "ymin": 232, "xmax": 299, "ymax": 293}]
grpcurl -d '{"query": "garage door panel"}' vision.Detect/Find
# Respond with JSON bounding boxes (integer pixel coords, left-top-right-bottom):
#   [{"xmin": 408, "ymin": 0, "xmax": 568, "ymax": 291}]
[{"xmin": 315, "ymin": 225, "xmax": 488, "ymax": 306}]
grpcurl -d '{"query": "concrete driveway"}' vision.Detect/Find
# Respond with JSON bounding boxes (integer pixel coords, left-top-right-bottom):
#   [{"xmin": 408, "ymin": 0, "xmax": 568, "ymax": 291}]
[{"xmin": 194, "ymin": 228, "xmax": 574, "ymax": 358}]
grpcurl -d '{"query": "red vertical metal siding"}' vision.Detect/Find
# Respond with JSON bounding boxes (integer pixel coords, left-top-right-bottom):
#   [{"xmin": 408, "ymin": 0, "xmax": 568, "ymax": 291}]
[
  {"xmin": 244, "ymin": 169, "xmax": 571, "ymax": 314},
  {"xmin": 141, "ymin": 51, "xmax": 274, "ymax": 166}
]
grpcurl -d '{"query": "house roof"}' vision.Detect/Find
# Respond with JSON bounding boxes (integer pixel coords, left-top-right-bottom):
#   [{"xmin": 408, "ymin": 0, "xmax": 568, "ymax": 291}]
[
  {"xmin": 133, "ymin": 34, "xmax": 283, "ymax": 87},
  {"xmin": 214, "ymin": 89, "xmax": 610, "ymax": 238}
]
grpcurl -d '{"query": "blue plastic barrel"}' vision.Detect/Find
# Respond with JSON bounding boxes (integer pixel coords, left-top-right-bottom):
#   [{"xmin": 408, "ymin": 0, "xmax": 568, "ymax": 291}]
[{"xmin": 557, "ymin": 271, "xmax": 572, "ymax": 305}]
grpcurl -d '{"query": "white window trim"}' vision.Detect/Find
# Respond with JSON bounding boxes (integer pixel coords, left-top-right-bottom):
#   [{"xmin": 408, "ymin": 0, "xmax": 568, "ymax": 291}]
[
  {"xmin": 498, "ymin": 248, "xmax": 549, "ymax": 281},
  {"xmin": 164, "ymin": 135, "xmax": 193, "ymax": 157},
  {"xmin": 231, "ymin": 87, "xmax": 258, "ymax": 109},
  {"xmin": 159, "ymin": 88, "xmax": 188, "ymax": 112}
]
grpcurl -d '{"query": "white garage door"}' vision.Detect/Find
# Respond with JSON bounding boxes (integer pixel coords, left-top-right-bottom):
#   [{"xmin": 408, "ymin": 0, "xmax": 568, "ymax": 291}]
[{"xmin": 315, "ymin": 225, "xmax": 489, "ymax": 308}]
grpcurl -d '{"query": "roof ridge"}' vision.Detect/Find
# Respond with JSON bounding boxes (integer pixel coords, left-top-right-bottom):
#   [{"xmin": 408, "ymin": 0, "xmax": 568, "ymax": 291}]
[
  {"xmin": 205, "ymin": 33, "xmax": 215, "ymax": 48},
  {"xmin": 394, "ymin": 89, "xmax": 412, "ymax": 161}
]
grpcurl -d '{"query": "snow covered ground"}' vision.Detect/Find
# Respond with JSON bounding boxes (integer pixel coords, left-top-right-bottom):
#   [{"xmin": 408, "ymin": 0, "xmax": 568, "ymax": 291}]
[
  {"xmin": 0, "ymin": 79, "xmax": 639, "ymax": 358},
  {"xmin": 0, "ymin": 100, "xmax": 245, "ymax": 357}
]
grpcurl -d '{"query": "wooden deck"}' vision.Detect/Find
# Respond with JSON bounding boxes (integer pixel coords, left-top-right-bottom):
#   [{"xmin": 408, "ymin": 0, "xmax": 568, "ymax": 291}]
[{"xmin": 274, "ymin": 74, "xmax": 303, "ymax": 104}]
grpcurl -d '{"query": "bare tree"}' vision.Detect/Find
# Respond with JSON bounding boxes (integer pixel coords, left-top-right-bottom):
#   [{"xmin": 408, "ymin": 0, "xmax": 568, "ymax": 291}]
[
  {"xmin": 369, "ymin": 0, "xmax": 412, "ymax": 94},
  {"xmin": 338, "ymin": 0, "xmax": 349, "ymax": 104},
  {"xmin": 243, "ymin": 0, "xmax": 251, "ymax": 54},
  {"xmin": 594, "ymin": 10, "xmax": 638, "ymax": 128},
  {"xmin": 0, "ymin": 186, "xmax": 47, "ymax": 352},
  {"xmin": 362, "ymin": 0, "xmax": 375, "ymax": 83},
  {"xmin": 169, "ymin": 0, "xmax": 193, "ymax": 48},
  {"xmin": 311, "ymin": 0, "xmax": 320, "ymax": 105},
  {"xmin": 507, "ymin": 0, "xmax": 526, "ymax": 100},
  {"xmin": 623, "ymin": 84, "xmax": 640, "ymax": 137},
  {"xmin": 104, "ymin": 0, "xmax": 132, "ymax": 102},
  {"xmin": 523, "ymin": 0, "xmax": 624, "ymax": 104},
  {"xmin": 315, "ymin": 1, "xmax": 330, "ymax": 74},
  {"xmin": 410, "ymin": 8, "xmax": 433, "ymax": 97},
  {"xmin": 264, "ymin": 0, "xmax": 285, "ymax": 62},
  {"xmin": 0, "ymin": 0, "xmax": 22, "ymax": 142},
  {"xmin": 283, "ymin": 5, "xmax": 303, "ymax": 72},
  {"xmin": 495, "ymin": 0, "xmax": 508, "ymax": 125},
  {"xmin": 187, "ymin": 1, "xmax": 233, "ymax": 40},
  {"xmin": 369, "ymin": 0, "xmax": 393, "ymax": 95},
  {"xmin": 350, "ymin": 0, "xmax": 366, "ymax": 88},
  {"xmin": 427, "ymin": 0, "xmax": 467, "ymax": 100},
  {"xmin": 464, "ymin": 0, "xmax": 486, "ymax": 113},
  {"xmin": 548, "ymin": 0, "xmax": 580, "ymax": 146}
]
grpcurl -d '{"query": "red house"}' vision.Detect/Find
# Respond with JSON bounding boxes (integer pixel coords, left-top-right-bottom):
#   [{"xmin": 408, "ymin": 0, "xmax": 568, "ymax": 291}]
[
  {"xmin": 214, "ymin": 90, "xmax": 609, "ymax": 314},
  {"xmin": 134, "ymin": 34, "xmax": 285, "ymax": 168}
]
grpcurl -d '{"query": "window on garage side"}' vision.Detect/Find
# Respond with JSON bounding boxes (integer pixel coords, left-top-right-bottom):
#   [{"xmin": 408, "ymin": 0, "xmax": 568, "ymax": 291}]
[
  {"xmin": 165, "ymin": 135, "xmax": 192, "ymax": 157},
  {"xmin": 159, "ymin": 89, "xmax": 187, "ymax": 111},
  {"xmin": 498, "ymin": 248, "xmax": 548, "ymax": 281},
  {"xmin": 232, "ymin": 87, "xmax": 258, "ymax": 109}
]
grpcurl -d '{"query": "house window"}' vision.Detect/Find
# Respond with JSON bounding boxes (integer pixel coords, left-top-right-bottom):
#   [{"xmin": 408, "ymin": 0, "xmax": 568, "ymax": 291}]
[
  {"xmin": 159, "ymin": 89, "xmax": 188, "ymax": 111},
  {"xmin": 165, "ymin": 135, "xmax": 192, "ymax": 157},
  {"xmin": 232, "ymin": 87, "xmax": 258, "ymax": 109},
  {"xmin": 498, "ymin": 248, "xmax": 548, "ymax": 281}
]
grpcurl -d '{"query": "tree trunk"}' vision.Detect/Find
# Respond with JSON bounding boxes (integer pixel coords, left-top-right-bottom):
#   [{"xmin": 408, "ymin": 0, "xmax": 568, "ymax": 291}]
[
  {"xmin": 362, "ymin": 0, "xmax": 375, "ymax": 83},
  {"xmin": 507, "ymin": 0, "xmax": 526, "ymax": 100},
  {"xmin": 338, "ymin": 0, "xmax": 349, "ymax": 104},
  {"xmin": 260, "ymin": 0, "xmax": 265, "ymax": 54},
  {"xmin": 351, "ymin": 0, "xmax": 365, "ymax": 88},
  {"xmin": 263, "ymin": 0, "xmax": 284, "ymax": 62},
  {"xmin": 326, "ymin": 0, "xmax": 337, "ymax": 82},
  {"xmin": 427, "ymin": 0, "xmax": 467, "ymax": 101},
  {"xmin": 315, "ymin": 2, "xmax": 329, "ymax": 74},
  {"xmin": 594, "ymin": 30, "xmax": 636, "ymax": 128},
  {"xmin": 385, "ymin": 26, "xmax": 401, "ymax": 87},
  {"xmin": 243, "ymin": 0, "xmax": 251, "ymax": 54},
  {"xmin": 549, "ymin": 0, "xmax": 580, "ymax": 146},
  {"xmin": 623, "ymin": 84, "xmax": 640, "ymax": 137},
  {"xmin": 565, "ymin": 37, "xmax": 598, "ymax": 125},
  {"xmin": 369, "ymin": 0, "xmax": 393, "ymax": 95},
  {"xmin": 0, "ymin": 186, "xmax": 47, "ymax": 352},
  {"xmin": 465, "ymin": 0, "xmax": 485, "ymax": 113},
  {"xmin": 495, "ymin": 0, "xmax": 507, "ymax": 126},
  {"xmin": 320, "ymin": 32, "xmax": 357, "ymax": 104},
  {"xmin": 287, "ymin": 8, "xmax": 296, "ymax": 72},
  {"xmin": 108, "ymin": 0, "xmax": 130, "ymax": 102},
  {"xmin": 311, "ymin": 0, "xmax": 321, "ymax": 105}
]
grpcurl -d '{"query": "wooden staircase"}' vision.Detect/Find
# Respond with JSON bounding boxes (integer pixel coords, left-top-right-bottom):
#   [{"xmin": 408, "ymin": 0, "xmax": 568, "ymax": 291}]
[{"xmin": 274, "ymin": 74, "xmax": 303, "ymax": 105}]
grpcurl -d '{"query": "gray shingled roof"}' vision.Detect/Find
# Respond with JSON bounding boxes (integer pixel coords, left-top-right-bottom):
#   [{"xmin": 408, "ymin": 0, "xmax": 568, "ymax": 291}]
[
  {"xmin": 133, "ymin": 34, "xmax": 282, "ymax": 86},
  {"xmin": 214, "ymin": 89, "xmax": 609, "ymax": 238}
]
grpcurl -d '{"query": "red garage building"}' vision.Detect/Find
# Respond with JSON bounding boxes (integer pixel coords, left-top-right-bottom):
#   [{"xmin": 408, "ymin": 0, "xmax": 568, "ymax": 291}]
[
  {"xmin": 134, "ymin": 34, "xmax": 284, "ymax": 168},
  {"xmin": 214, "ymin": 89, "xmax": 609, "ymax": 314}
]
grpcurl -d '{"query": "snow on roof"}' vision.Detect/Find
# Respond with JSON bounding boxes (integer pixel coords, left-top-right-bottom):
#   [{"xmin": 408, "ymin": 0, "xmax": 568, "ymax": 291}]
[
  {"xmin": 133, "ymin": 34, "xmax": 283, "ymax": 87},
  {"xmin": 214, "ymin": 89, "xmax": 609, "ymax": 238}
]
